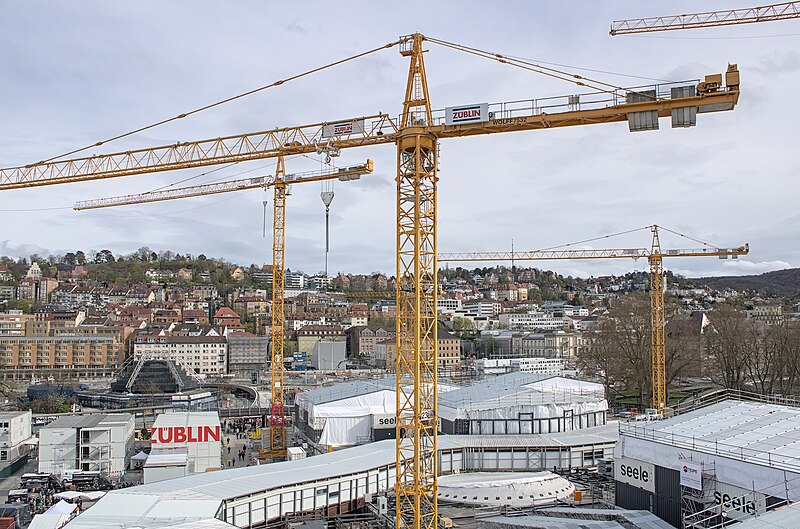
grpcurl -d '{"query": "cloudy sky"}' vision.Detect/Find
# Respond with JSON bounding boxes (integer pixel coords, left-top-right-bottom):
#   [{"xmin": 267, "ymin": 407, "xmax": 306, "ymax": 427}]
[{"xmin": 0, "ymin": 1, "xmax": 797, "ymax": 278}]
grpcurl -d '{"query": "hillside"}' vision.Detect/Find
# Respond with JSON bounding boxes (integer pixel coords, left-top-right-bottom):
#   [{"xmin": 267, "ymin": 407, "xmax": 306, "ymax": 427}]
[{"xmin": 693, "ymin": 268, "xmax": 800, "ymax": 299}]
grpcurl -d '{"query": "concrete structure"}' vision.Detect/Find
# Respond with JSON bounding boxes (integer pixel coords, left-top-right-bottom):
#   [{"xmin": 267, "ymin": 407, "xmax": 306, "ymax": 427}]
[
  {"xmin": 438, "ymin": 471, "xmax": 573, "ymax": 508},
  {"xmin": 310, "ymin": 340, "xmax": 346, "ymax": 370},
  {"xmin": 372, "ymin": 332, "xmax": 460, "ymax": 370},
  {"xmin": 39, "ymin": 413, "xmax": 134, "ymax": 477},
  {"xmin": 615, "ymin": 397, "xmax": 800, "ymax": 527},
  {"xmin": 63, "ymin": 426, "xmax": 617, "ymax": 529},
  {"xmin": 0, "ymin": 411, "xmax": 32, "ymax": 467}
]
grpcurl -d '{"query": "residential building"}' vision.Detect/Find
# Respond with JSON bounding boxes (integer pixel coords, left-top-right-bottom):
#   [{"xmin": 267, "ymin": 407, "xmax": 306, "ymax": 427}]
[
  {"xmin": 230, "ymin": 267, "xmax": 246, "ymax": 281},
  {"xmin": 373, "ymin": 332, "xmax": 460, "ymax": 370},
  {"xmin": 145, "ymin": 269, "xmax": 175, "ymax": 283},
  {"xmin": 499, "ymin": 312, "xmax": 567, "ymax": 331},
  {"xmin": 227, "ymin": 332, "xmax": 268, "ymax": 375},
  {"xmin": 437, "ymin": 298, "xmax": 462, "ymax": 313},
  {"xmin": 39, "ymin": 413, "xmax": 134, "ymax": 477},
  {"xmin": 0, "ymin": 311, "xmax": 34, "ymax": 336},
  {"xmin": 17, "ymin": 278, "xmax": 36, "ymax": 301},
  {"xmin": 438, "ymin": 329, "xmax": 461, "ymax": 368},
  {"xmin": 285, "ymin": 271, "xmax": 306, "ymax": 290},
  {"xmin": 0, "ymin": 321, "xmax": 130, "ymax": 381},
  {"xmin": 297, "ymin": 324, "xmax": 345, "ymax": 355},
  {"xmin": 463, "ymin": 299, "xmax": 502, "ymax": 317},
  {"xmin": 38, "ymin": 277, "xmax": 59, "ymax": 302},
  {"xmin": 213, "ymin": 307, "xmax": 244, "ymax": 331},
  {"xmin": 133, "ymin": 328, "xmax": 228, "ymax": 375},
  {"xmin": 0, "ymin": 265, "xmax": 13, "ymax": 282},
  {"xmin": 25, "ymin": 262, "xmax": 42, "ymax": 280},
  {"xmin": 177, "ymin": 268, "xmax": 193, "ymax": 281},
  {"xmin": 346, "ymin": 326, "xmax": 395, "ymax": 357},
  {"xmin": 232, "ymin": 297, "xmax": 269, "ymax": 318},
  {"xmin": 747, "ymin": 304, "xmax": 784, "ymax": 324},
  {"xmin": 0, "ymin": 285, "xmax": 15, "ymax": 301},
  {"xmin": 308, "ymin": 275, "xmax": 330, "ymax": 290}
]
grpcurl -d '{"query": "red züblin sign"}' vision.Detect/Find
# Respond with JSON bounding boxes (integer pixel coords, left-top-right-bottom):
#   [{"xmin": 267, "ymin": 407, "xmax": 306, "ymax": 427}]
[{"xmin": 150, "ymin": 425, "xmax": 221, "ymax": 444}]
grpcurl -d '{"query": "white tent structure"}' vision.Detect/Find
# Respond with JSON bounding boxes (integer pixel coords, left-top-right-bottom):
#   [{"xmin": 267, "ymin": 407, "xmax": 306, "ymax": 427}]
[
  {"xmin": 438, "ymin": 372, "xmax": 608, "ymax": 435},
  {"xmin": 295, "ymin": 378, "xmax": 459, "ymax": 447}
]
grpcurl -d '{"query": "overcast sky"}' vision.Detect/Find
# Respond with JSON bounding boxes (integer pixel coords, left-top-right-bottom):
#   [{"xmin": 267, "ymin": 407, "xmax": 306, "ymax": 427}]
[{"xmin": 1, "ymin": 1, "xmax": 797, "ymax": 279}]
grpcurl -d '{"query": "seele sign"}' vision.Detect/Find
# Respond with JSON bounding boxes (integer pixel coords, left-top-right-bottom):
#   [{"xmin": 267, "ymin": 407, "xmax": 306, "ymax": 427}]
[
  {"xmin": 150, "ymin": 425, "xmax": 221, "ymax": 444},
  {"xmin": 445, "ymin": 103, "xmax": 489, "ymax": 126},
  {"xmin": 615, "ymin": 456, "xmax": 655, "ymax": 493},
  {"xmin": 713, "ymin": 482, "xmax": 767, "ymax": 521}
]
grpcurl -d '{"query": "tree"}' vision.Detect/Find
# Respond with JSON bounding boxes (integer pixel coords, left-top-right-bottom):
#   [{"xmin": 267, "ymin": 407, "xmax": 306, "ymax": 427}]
[
  {"xmin": 95, "ymin": 249, "xmax": 115, "ymax": 263},
  {"xmin": 63, "ymin": 252, "xmax": 76, "ymax": 265},
  {"xmin": 75, "ymin": 251, "xmax": 86, "ymax": 265},
  {"xmin": 452, "ymin": 317, "xmax": 476, "ymax": 339},
  {"xmin": 581, "ymin": 294, "xmax": 699, "ymax": 407}
]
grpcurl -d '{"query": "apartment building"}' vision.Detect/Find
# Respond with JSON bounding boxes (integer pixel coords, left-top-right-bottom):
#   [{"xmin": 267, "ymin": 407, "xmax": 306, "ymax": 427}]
[
  {"xmin": 0, "ymin": 311, "xmax": 34, "ymax": 337},
  {"xmin": 0, "ymin": 411, "xmax": 33, "ymax": 467},
  {"xmin": 499, "ymin": 311, "xmax": 567, "ymax": 331},
  {"xmin": 0, "ymin": 320, "xmax": 129, "ymax": 381},
  {"xmin": 297, "ymin": 324, "xmax": 345, "ymax": 355},
  {"xmin": 372, "ymin": 332, "xmax": 460, "ymax": 370},
  {"xmin": 133, "ymin": 331, "xmax": 228, "ymax": 375}
]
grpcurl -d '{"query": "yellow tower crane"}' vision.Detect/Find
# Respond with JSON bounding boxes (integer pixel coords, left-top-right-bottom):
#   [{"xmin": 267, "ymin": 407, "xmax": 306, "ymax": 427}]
[
  {"xmin": 439, "ymin": 225, "xmax": 749, "ymax": 413},
  {"xmin": 0, "ymin": 34, "xmax": 741, "ymax": 529},
  {"xmin": 75, "ymin": 158, "xmax": 374, "ymax": 459},
  {"xmin": 611, "ymin": 2, "xmax": 800, "ymax": 35}
]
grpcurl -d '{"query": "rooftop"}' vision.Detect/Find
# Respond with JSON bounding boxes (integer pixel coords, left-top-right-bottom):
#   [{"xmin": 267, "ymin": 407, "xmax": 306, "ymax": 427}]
[{"xmin": 620, "ymin": 399, "xmax": 800, "ymax": 473}]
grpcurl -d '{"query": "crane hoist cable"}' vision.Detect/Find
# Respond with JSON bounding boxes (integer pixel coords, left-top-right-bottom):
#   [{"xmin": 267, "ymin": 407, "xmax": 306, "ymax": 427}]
[{"xmin": 18, "ymin": 39, "xmax": 402, "ymax": 167}]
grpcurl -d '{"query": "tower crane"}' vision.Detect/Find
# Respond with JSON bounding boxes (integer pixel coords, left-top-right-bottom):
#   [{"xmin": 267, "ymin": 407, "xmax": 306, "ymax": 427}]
[
  {"xmin": 439, "ymin": 225, "xmax": 749, "ymax": 413},
  {"xmin": 0, "ymin": 34, "xmax": 742, "ymax": 529},
  {"xmin": 74, "ymin": 158, "xmax": 373, "ymax": 459},
  {"xmin": 611, "ymin": 2, "xmax": 800, "ymax": 35}
]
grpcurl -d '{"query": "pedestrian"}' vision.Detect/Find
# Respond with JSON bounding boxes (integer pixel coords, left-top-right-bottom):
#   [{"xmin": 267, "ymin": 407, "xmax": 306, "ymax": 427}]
[
  {"xmin": 226, "ymin": 437, "xmax": 230, "ymax": 446},
  {"xmin": 227, "ymin": 446, "xmax": 231, "ymax": 455}
]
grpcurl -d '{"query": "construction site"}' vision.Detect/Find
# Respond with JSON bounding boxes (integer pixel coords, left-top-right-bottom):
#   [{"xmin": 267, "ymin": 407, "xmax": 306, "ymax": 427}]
[{"xmin": 1, "ymin": 2, "xmax": 800, "ymax": 529}]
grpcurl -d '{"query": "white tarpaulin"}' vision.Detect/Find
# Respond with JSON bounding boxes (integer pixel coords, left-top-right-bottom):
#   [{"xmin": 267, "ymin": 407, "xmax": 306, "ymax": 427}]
[
  {"xmin": 527, "ymin": 376, "xmax": 604, "ymax": 395},
  {"xmin": 319, "ymin": 415, "xmax": 372, "ymax": 447},
  {"xmin": 131, "ymin": 450, "xmax": 149, "ymax": 462},
  {"xmin": 29, "ymin": 513, "xmax": 72, "ymax": 529},
  {"xmin": 54, "ymin": 491, "xmax": 106, "ymax": 501},
  {"xmin": 309, "ymin": 390, "xmax": 395, "ymax": 421},
  {"xmin": 45, "ymin": 500, "xmax": 77, "ymax": 516}
]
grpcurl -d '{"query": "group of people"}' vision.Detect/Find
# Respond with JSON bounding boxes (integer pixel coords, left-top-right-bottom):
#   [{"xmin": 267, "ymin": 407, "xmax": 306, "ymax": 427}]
[
  {"xmin": 222, "ymin": 418, "xmax": 262, "ymax": 438},
  {"xmin": 224, "ymin": 437, "xmax": 250, "ymax": 467}
]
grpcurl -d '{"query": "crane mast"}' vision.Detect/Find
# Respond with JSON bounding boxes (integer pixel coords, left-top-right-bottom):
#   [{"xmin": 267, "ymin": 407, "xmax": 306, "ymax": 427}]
[
  {"xmin": 396, "ymin": 34, "xmax": 438, "ymax": 529},
  {"xmin": 271, "ymin": 156, "xmax": 288, "ymax": 459}
]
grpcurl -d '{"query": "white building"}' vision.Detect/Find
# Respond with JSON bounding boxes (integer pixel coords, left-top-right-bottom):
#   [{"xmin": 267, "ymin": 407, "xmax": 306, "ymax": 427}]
[
  {"xmin": 499, "ymin": 312, "xmax": 567, "ymax": 331},
  {"xmin": 145, "ymin": 412, "xmax": 222, "ymax": 483},
  {"xmin": 307, "ymin": 275, "xmax": 330, "ymax": 290},
  {"xmin": 437, "ymin": 298, "xmax": 462, "ymax": 313},
  {"xmin": 511, "ymin": 357, "xmax": 564, "ymax": 375},
  {"xmin": 133, "ymin": 331, "xmax": 228, "ymax": 375},
  {"xmin": 285, "ymin": 272, "xmax": 306, "ymax": 290},
  {"xmin": 39, "ymin": 413, "xmax": 134, "ymax": 477},
  {"xmin": 0, "ymin": 411, "xmax": 33, "ymax": 467},
  {"xmin": 463, "ymin": 299, "xmax": 502, "ymax": 317}
]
